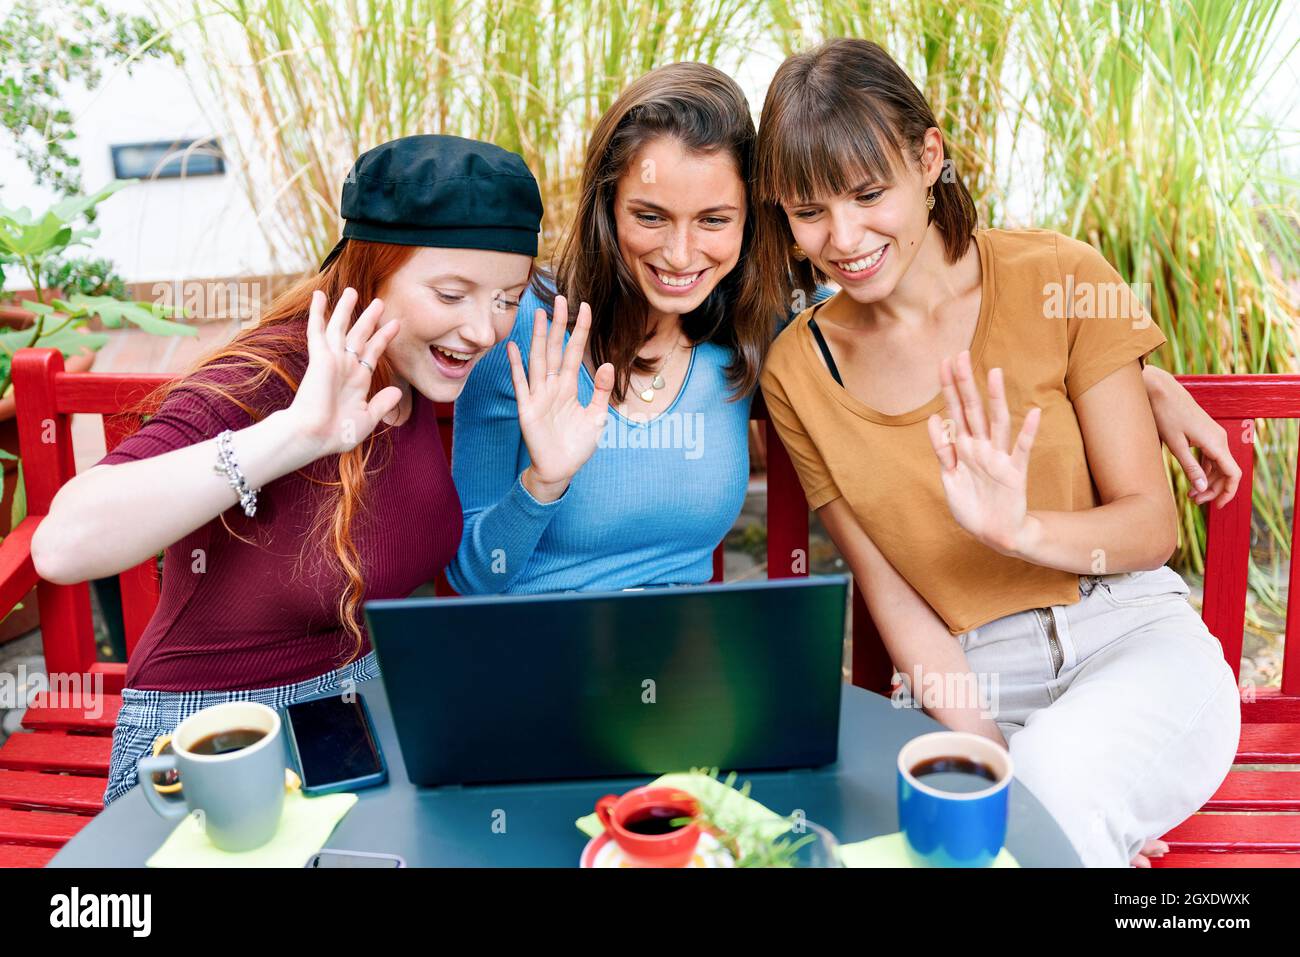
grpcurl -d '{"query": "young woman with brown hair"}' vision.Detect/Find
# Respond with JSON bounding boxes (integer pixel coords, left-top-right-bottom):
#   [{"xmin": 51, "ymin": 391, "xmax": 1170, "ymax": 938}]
[
  {"xmin": 754, "ymin": 38, "xmax": 1240, "ymax": 867},
  {"xmin": 447, "ymin": 62, "xmax": 772, "ymax": 593}
]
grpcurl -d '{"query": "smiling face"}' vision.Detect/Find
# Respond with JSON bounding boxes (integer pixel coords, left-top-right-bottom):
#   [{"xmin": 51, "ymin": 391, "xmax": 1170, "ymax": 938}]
[
  {"xmin": 377, "ymin": 246, "xmax": 532, "ymax": 402},
  {"xmin": 613, "ymin": 136, "xmax": 746, "ymax": 323},
  {"xmin": 781, "ymin": 128, "xmax": 944, "ymax": 304}
]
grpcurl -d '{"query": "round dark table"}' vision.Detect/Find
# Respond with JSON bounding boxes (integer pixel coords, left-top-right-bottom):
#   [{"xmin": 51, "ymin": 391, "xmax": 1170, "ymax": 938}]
[{"xmin": 50, "ymin": 680, "xmax": 1081, "ymax": 867}]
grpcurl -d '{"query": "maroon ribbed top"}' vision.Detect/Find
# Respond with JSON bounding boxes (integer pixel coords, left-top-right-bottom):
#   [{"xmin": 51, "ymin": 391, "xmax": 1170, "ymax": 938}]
[{"xmin": 98, "ymin": 353, "xmax": 462, "ymax": 692}]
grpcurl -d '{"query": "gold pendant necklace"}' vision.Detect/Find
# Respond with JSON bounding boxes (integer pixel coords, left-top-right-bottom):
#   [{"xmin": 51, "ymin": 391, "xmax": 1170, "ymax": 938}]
[{"xmin": 632, "ymin": 337, "xmax": 680, "ymax": 402}]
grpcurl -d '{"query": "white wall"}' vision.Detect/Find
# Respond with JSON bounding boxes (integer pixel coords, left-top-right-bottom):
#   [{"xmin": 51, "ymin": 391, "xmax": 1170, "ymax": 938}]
[{"xmin": 0, "ymin": 1, "xmax": 284, "ymax": 289}]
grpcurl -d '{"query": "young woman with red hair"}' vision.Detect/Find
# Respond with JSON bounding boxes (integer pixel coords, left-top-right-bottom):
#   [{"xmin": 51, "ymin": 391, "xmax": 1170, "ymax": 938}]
[{"xmin": 31, "ymin": 136, "xmax": 613, "ymax": 805}]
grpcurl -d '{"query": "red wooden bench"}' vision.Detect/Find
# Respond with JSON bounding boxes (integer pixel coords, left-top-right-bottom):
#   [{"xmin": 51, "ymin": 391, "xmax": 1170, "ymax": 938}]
[
  {"xmin": 1148, "ymin": 376, "xmax": 1300, "ymax": 866},
  {"xmin": 0, "ymin": 347, "xmax": 1294, "ymax": 867}
]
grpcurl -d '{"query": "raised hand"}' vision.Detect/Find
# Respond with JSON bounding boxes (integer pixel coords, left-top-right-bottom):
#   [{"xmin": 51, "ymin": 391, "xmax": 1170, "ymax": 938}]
[
  {"xmin": 507, "ymin": 294, "xmax": 614, "ymax": 502},
  {"xmin": 925, "ymin": 350, "xmax": 1042, "ymax": 556},
  {"xmin": 285, "ymin": 287, "xmax": 404, "ymax": 456}
]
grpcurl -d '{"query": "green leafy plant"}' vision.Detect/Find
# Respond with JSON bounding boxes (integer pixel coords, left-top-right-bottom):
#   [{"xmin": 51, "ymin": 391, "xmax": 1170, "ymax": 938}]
[
  {"xmin": 683, "ymin": 768, "xmax": 822, "ymax": 867},
  {"xmin": 40, "ymin": 256, "xmax": 129, "ymax": 301},
  {"xmin": 0, "ymin": 180, "xmax": 194, "ymax": 540},
  {"xmin": 0, "ymin": 180, "xmax": 196, "ymax": 398},
  {"xmin": 1018, "ymin": 0, "xmax": 1299, "ymax": 628},
  {"xmin": 0, "ymin": 0, "xmax": 180, "ymax": 198}
]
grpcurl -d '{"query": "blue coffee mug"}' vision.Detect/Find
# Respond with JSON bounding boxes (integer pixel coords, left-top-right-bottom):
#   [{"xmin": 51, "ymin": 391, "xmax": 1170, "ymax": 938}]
[{"xmin": 897, "ymin": 731, "xmax": 1012, "ymax": 867}]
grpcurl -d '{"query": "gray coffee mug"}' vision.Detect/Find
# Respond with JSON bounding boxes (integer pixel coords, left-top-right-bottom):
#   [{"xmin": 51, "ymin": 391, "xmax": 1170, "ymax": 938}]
[{"xmin": 138, "ymin": 701, "xmax": 286, "ymax": 852}]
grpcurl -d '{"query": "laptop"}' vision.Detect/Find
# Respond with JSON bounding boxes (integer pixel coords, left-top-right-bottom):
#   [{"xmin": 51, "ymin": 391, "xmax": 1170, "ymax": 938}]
[{"xmin": 364, "ymin": 575, "xmax": 848, "ymax": 787}]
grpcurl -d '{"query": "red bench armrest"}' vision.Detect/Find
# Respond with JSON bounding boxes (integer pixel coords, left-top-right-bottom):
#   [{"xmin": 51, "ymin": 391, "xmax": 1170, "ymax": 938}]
[{"xmin": 0, "ymin": 516, "xmax": 41, "ymax": 618}]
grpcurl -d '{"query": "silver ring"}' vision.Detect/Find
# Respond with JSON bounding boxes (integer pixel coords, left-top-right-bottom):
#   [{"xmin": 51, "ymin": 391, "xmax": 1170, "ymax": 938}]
[
  {"xmin": 546, "ymin": 371, "xmax": 559, "ymax": 378},
  {"xmin": 344, "ymin": 345, "xmax": 358, "ymax": 357},
  {"xmin": 358, "ymin": 356, "xmax": 373, "ymax": 371}
]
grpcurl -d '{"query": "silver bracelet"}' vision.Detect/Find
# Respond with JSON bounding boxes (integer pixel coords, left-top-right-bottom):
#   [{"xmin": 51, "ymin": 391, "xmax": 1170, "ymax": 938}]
[{"xmin": 212, "ymin": 429, "xmax": 260, "ymax": 517}]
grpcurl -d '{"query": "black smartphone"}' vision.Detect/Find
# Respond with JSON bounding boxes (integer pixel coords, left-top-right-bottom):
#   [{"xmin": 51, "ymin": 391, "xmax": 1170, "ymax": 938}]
[{"xmin": 285, "ymin": 693, "xmax": 387, "ymax": 795}]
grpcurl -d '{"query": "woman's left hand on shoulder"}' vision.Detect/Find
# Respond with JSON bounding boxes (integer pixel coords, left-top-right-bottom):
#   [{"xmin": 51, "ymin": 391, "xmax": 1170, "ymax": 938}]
[{"xmin": 1143, "ymin": 365, "xmax": 1241, "ymax": 508}]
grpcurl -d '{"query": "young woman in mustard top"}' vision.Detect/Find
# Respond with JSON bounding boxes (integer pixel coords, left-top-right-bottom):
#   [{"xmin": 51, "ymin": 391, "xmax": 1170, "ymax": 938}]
[{"xmin": 755, "ymin": 39, "xmax": 1240, "ymax": 867}]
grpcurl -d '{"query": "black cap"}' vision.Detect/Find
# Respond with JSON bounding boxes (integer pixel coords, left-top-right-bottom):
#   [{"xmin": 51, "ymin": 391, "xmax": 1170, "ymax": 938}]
[{"xmin": 319, "ymin": 134, "xmax": 543, "ymax": 271}]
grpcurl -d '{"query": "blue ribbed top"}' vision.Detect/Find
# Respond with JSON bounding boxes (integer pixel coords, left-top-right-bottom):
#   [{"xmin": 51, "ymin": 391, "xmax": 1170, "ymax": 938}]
[{"xmin": 446, "ymin": 286, "xmax": 755, "ymax": 593}]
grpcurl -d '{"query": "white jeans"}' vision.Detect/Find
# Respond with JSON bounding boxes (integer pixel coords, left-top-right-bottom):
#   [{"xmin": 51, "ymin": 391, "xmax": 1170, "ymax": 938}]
[{"xmin": 933, "ymin": 566, "xmax": 1240, "ymax": 867}]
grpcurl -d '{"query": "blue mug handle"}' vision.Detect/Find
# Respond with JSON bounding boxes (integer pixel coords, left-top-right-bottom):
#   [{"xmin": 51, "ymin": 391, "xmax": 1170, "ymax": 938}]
[{"xmin": 138, "ymin": 754, "xmax": 190, "ymax": 821}]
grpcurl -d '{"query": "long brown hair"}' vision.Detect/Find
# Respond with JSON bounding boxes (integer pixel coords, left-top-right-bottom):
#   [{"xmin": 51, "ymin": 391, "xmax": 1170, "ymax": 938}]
[
  {"xmin": 753, "ymin": 38, "xmax": 979, "ymax": 297},
  {"xmin": 543, "ymin": 61, "xmax": 783, "ymax": 404},
  {"xmin": 137, "ymin": 239, "xmax": 416, "ymax": 665}
]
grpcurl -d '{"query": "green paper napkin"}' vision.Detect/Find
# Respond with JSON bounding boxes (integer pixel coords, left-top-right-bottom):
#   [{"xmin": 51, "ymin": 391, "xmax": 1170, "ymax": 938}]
[
  {"xmin": 146, "ymin": 790, "xmax": 357, "ymax": 868},
  {"xmin": 838, "ymin": 831, "xmax": 1019, "ymax": 868}
]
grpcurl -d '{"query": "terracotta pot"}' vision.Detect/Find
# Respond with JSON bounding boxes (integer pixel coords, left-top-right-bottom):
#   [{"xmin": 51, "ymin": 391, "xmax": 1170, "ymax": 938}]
[{"xmin": 0, "ymin": 303, "xmax": 36, "ymax": 329}]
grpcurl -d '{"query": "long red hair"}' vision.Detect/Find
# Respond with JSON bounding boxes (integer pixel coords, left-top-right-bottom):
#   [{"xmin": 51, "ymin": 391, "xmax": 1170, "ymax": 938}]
[{"xmin": 138, "ymin": 239, "xmax": 417, "ymax": 665}]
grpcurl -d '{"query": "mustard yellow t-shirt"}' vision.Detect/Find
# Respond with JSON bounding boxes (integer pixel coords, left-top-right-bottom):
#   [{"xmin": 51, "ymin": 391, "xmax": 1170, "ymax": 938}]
[{"xmin": 760, "ymin": 227, "xmax": 1168, "ymax": 634}]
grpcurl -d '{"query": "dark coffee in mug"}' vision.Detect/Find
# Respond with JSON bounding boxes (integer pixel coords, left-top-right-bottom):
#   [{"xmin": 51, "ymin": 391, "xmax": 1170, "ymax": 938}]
[
  {"xmin": 911, "ymin": 755, "xmax": 999, "ymax": 794},
  {"xmin": 188, "ymin": 728, "xmax": 266, "ymax": 756},
  {"xmin": 622, "ymin": 805, "xmax": 691, "ymax": 835}
]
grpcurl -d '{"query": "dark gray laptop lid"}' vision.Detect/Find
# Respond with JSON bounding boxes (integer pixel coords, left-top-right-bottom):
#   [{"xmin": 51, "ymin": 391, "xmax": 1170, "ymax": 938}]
[{"xmin": 365, "ymin": 576, "xmax": 848, "ymax": 787}]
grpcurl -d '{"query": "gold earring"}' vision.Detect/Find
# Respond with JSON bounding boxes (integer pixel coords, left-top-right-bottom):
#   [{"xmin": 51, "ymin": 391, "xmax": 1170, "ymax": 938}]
[
  {"xmin": 791, "ymin": 243, "xmax": 808, "ymax": 262},
  {"xmin": 925, "ymin": 186, "xmax": 936, "ymax": 211}
]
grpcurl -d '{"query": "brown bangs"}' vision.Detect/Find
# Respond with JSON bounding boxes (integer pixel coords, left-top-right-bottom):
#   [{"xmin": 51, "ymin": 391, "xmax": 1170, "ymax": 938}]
[
  {"xmin": 754, "ymin": 38, "xmax": 979, "ymax": 279},
  {"xmin": 755, "ymin": 80, "xmax": 909, "ymax": 207}
]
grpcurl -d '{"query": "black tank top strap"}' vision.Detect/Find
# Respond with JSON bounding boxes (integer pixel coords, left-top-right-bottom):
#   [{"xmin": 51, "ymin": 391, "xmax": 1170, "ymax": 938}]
[{"xmin": 807, "ymin": 316, "xmax": 844, "ymax": 387}]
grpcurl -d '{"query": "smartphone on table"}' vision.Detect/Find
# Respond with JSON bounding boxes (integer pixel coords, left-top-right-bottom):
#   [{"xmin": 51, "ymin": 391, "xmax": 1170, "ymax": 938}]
[{"xmin": 284, "ymin": 692, "xmax": 387, "ymax": 795}]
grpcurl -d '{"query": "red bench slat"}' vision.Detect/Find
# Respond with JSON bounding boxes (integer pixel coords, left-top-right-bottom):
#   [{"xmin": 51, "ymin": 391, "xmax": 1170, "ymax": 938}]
[
  {"xmin": 52, "ymin": 370, "xmax": 168, "ymax": 416},
  {"xmin": 19, "ymin": 693, "xmax": 122, "ymax": 733},
  {"xmin": 1203, "ymin": 771, "xmax": 1300, "ymax": 812},
  {"xmin": 0, "ymin": 770, "xmax": 105, "ymax": 813},
  {"xmin": 0, "ymin": 733, "xmax": 112, "ymax": 774},
  {"xmin": 0, "ymin": 808, "xmax": 91, "ymax": 847},
  {"xmin": 1154, "ymin": 851, "xmax": 1300, "ymax": 868},
  {"xmin": 1175, "ymin": 375, "xmax": 1300, "ymax": 419},
  {"xmin": 1236, "ymin": 724, "xmax": 1300, "ymax": 763},
  {"xmin": 88, "ymin": 662, "xmax": 128, "ymax": 697},
  {"xmin": 1163, "ymin": 813, "xmax": 1300, "ymax": 851},
  {"xmin": 1239, "ymin": 690, "xmax": 1300, "ymax": 723},
  {"xmin": 0, "ymin": 843, "xmax": 60, "ymax": 868}
]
